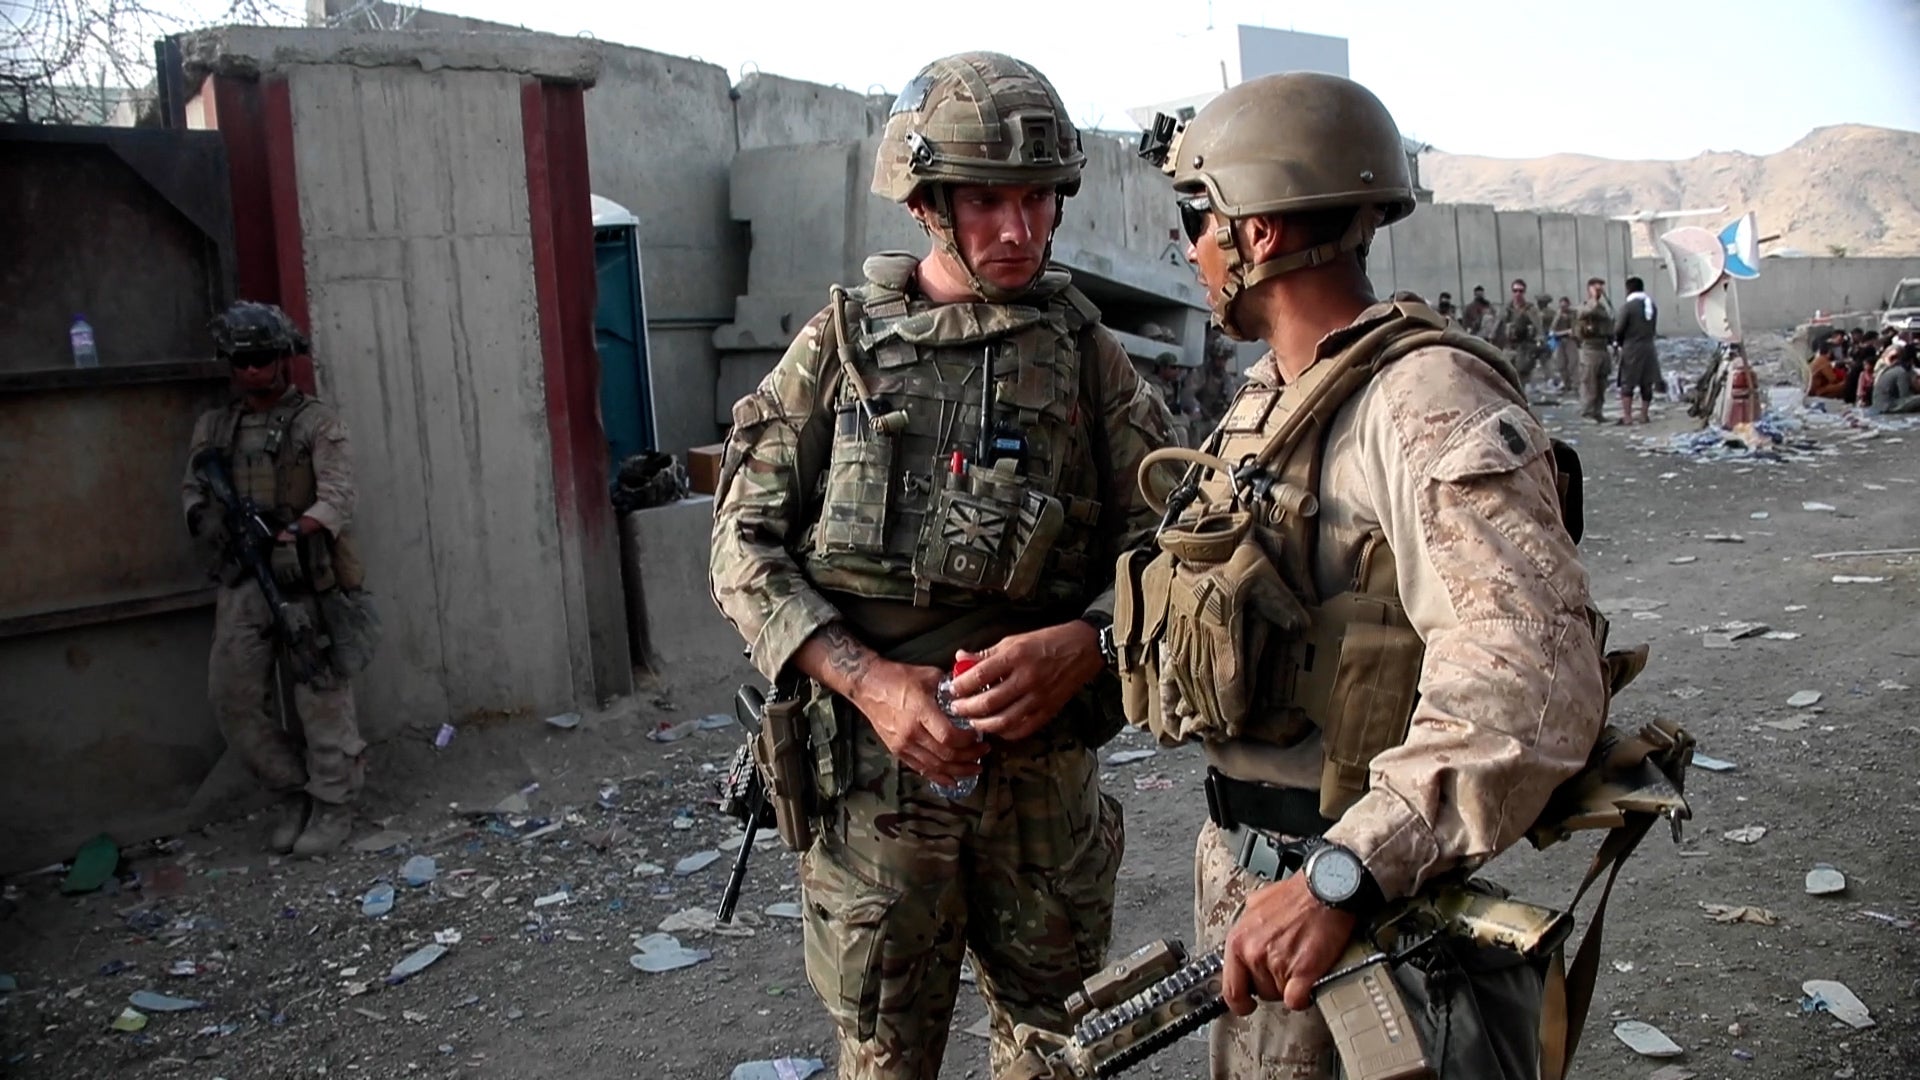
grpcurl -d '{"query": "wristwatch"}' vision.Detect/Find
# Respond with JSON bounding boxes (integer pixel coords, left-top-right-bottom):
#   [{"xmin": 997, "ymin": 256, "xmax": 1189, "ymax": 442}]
[
  {"xmin": 1299, "ymin": 839, "xmax": 1383, "ymax": 916},
  {"xmin": 1077, "ymin": 612, "xmax": 1117, "ymax": 668}
]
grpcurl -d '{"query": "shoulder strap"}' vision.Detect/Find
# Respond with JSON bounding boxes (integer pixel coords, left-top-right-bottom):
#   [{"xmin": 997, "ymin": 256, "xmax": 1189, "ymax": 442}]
[{"xmin": 1077, "ymin": 323, "xmax": 1115, "ymax": 572}]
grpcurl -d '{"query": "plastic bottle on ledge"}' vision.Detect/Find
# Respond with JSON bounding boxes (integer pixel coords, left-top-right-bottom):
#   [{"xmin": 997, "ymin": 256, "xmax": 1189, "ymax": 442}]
[
  {"xmin": 929, "ymin": 656, "xmax": 981, "ymax": 799},
  {"xmin": 70, "ymin": 315, "xmax": 99, "ymax": 368}
]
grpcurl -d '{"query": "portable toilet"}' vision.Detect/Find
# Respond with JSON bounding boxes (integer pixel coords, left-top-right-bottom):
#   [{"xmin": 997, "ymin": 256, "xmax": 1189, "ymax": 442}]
[{"xmin": 592, "ymin": 195, "xmax": 655, "ymax": 467}]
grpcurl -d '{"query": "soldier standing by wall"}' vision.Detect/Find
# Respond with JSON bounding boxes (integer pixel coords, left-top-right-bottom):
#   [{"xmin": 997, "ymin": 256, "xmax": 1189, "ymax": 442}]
[
  {"xmin": 1575, "ymin": 277, "xmax": 1614, "ymax": 421},
  {"xmin": 1499, "ymin": 278, "xmax": 1542, "ymax": 392},
  {"xmin": 181, "ymin": 302, "xmax": 374, "ymax": 857},
  {"xmin": 1133, "ymin": 73, "xmax": 1605, "ymax": 1078},
  {"xmin": 1549, "ymin": 294, "xmax": 1577, "ymax": 391},
  {"xmin": 708, "ymin": 52, "xmax": 1169, "ymax": 1080},
  {"xmin": 1462, "ymin": 284, "xmax": 1495, "ymax": 338}
]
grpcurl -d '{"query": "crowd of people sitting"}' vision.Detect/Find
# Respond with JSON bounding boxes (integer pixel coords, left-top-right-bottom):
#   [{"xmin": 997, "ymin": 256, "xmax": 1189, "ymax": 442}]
[{"xmin": 1807, "ymin": 325, "xmax": 1920, "ymax": 414}]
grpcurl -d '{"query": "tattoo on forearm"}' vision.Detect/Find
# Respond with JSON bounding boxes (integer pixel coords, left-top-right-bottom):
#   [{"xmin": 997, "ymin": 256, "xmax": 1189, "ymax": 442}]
[{"xmin": 820, "ymin": 623, "xmax": 871, "ymax": 681}]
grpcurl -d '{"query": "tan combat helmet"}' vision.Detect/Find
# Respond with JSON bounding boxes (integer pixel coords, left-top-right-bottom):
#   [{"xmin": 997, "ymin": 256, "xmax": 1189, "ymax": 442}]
[
  {"xmin": 874, "ymin": 51, "xmax": 1085, "ymax": 301},
  {"xmin": 1142, "ymin": 72, "xmax": 1415, "ymax": 338}
]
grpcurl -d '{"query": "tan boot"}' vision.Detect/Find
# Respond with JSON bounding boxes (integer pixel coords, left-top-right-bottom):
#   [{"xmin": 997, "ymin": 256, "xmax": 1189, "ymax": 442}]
[
  {"xmin": 268, "ymin": 795, "xmax": 309, "ymax": 855},
  {"xmin": 292, "ymin": 801, "xmax": 353, "ymax": 858}
]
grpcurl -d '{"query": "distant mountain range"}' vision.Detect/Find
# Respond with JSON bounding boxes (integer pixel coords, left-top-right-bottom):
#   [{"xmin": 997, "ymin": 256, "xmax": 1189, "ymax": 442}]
[{"xmin": 1421, "ymin": 124, "xmax": 1920, "ymax": 258}]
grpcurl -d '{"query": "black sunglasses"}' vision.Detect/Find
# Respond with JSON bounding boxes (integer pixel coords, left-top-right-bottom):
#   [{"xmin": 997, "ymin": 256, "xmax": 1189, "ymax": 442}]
[
  {"xmin": 224, "ymin": 350, "xmax": 281, "ymax": 370},
  {"xmin": 1177, "ymin": 193, "xmax": 1214, "ymax": 244}
]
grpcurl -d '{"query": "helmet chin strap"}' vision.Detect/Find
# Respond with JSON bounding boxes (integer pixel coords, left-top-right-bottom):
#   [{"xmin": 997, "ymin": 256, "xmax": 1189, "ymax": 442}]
[
  {"xmin": 1209, "ymin": 210, "xmax": 1377, "ymax": 341},
  {"xmin": 926, "ymin": 187, "xmax": 1061, "ymax": 303}
]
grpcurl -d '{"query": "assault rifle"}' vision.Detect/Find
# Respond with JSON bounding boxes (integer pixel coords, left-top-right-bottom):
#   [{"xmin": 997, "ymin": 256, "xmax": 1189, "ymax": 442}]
[
  {"xmin": 1006, "ymin": 882, "xmax": 1573, "ymax": 1080},
  {"xmin": 190, "ymin": 447, "xmax": 325, "ymax": 682}
]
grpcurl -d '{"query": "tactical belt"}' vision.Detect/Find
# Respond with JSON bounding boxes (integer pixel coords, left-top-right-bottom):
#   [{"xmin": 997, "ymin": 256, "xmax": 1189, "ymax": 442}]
[{"xmin": 1206, "ymin": 767, "xmax": 1336, "ymax": 881}]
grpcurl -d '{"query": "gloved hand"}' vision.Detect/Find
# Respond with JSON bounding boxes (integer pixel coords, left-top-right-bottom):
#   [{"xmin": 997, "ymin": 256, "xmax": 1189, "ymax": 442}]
[{"xmin": 270, "ymin": 539, "xmax": 304, "ymax": 586}]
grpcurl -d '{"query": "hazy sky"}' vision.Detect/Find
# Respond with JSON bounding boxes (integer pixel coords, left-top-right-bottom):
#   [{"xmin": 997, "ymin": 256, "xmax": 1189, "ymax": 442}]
[{"xmin": 414, "ymin": 0, "xmax": 1920, "ymax": 160}]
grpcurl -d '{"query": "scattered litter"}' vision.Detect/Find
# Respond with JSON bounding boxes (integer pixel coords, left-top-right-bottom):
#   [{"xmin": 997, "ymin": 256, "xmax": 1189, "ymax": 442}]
[
  {"xmin": 764, "ymin": 901, "xmax": 804, "ymax": 920},
  {"xmin": 60, "ymin": 834, "xmax": 119, "ymax": 895},
  {"xmin": 1760, "ymin": 718, "xmax": 1809, "ymax": 732},
  {"xmin": 633, "ymin": 862, "xmax": 666, "ymax": 877},
  {"xmin": 719, "ymin": 830, "xmax": 781, "ymax": 853},
  {"xmin": 1670, "ymin": 687, "xmax": 1705, "ymax": 700},
  {"xmin": 352, "ymin": 1007, "xmax": 386, "ymax": 1022},
  {"xmin": 1613, "ymin": 1019, "xmax": 1683, "ymax": 1057},
  {"xmin": 729, "ymin": 1058, "xmax": 828, "ymax": 1080},
  {"xmin": 401, "ymin": 856, "xmax": 437, "ymax": 887},
  {"xmin": 1830, "ymin": 576, "xmax": 1887, "ymax": 584},
  {"xmin": 110, "ymin": 1007, "xmax": 148, "ymax": 1032},
  {"xmin": 1722, "ymin": 622, "xmax": 1770, "ymax": 640},
  {"xmin": 674, "ymin": 851, "xmax": 722, "ymax": 876},
  {"xmin": 492, "ymin": 791, "xmax": 532, "ymax": 816},
  {"xmin": 361, "ymin": 884, "xmax": 395, "ymax": 917},
  {"xmin": 660, "ymin": 906, "xmax": 760, "ymax": 937},
  {"xmin": 433, "ymin": 928, "xmax": 463, "ymax": 945},
  {"xmin": 1703, "ymin": 534, "xmax": 1744, "ymax": 543},
  {"xmin": 647, "ymin": 719, "xmax": 702, "ymax": 743},
  {"xmin": 1811, "ymin": 547, "xmax": 1920, "ymax": 560},
  {"xmin": 1750, "ymin": 511, "xmax": 1769, "ymax": 519},
  {"xmin": 387, "ymin": 944, "xmax": 448, "ymax": 983},
  {"xmin": 1762, "ymin": 630, "xmax": 1803, "ymax": 641},
  {"xmin": 1802, "ymin": 501, "xmax": 1836, "ymax": 512},
  {"xmin": 1692, "ymin": 754, "xmax": 1737, "ymax": 772},
  {"xmin": 1880, "ymin": 680, "xmax": 1912, "ymax": 691},
  {"xmin": 433, "ymin": 723, "xmax": 456, "ymax": 749},
  {"xmin": 1787, "ymin": 690, "xmax": 1823, "ymax": 708},
  {"xmin": 1669, "ymin": 555, "xmax": 1698, "ymax": 565},
  {"xmin": 1632, "ymin": 611, "xmax": 1663, "ymax": 621},
  {"xmin": 964, "ymin": 1016, "xmax": 994, "ymax": 1040},
  {"xmin": 402, "ymin": 1010, "xmax": 428, "ymax": 1023},
  {"xmin": 98, "ymin": 959, "xmax": 134, "ymax": 976},
  {"xmin": 699, "ymin": 714, "xmax": 735, "ymax": 731},
  {"xmin": 1858, "ymin": 910, "xmax": 1915, "ymax": 930},
  {"xmin": 128, "ymin": 991, "xmax": 203, "ymax": 1012},
  {"xmin": 1702, "ymin": 634, "xmax": 1737, "ymax": 650},
  {"xmin": 506, "ymin": 1006, "xmax": 525, "ymax": 1020},
  {"xmin": 1801, "ymin": 980, "xmax": 1874, "ymax": 1029},
  {"xmin": 1722, "ymin": 826, "xmax": 1768, "ymax": 844},
  {"xmin": 1612, "ymin": 960, "xmax": 1634, "ymax": 973},
  {"xmin": 1731, "ymin": 1048, "xmax": 1753, "ymax": 1061},
  {"xmin": 533, "ymin": 889, "xmax": 571, "ymax": 908},
  {"xmin": 1805, "ymin": 865, "xmax": 1847, "ymax": 896},
  {"xmin": 1103, "ymin": 749, "xmax": 1157, "ymax": 766},
  {"xmin": 1133, "ymin": 773, "xmax": 1176, "ymax": 792},
  {"xmin": 1700, "ymin": 903, "xmax": 1777, "ymax": 925},
  {"xmin": 629, "ymin": 933, "xmax": 711, "ymax": 973},
  {"xmin": 545, "ymin": 712, "xmax": 582, "ymax": 730},
  {"xmin": 350, "ymin": 830, "xmax": 411, "ymax": 855},
  {"xmin": 671, "ymin": 815, "xmax": 695, "ymax": 831},
  {"xmin": 1783, "ymin": 604, "xmax": 1807, "ymax": 612},
  {"xmin": 1648, "ymin": 1067, "xmax": 1697, "ymax": 1080}
]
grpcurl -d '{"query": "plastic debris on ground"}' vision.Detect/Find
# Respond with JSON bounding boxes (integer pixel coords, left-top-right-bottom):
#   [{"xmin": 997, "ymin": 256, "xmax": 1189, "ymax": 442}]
[
  {"xmin": 1102, "ymin": 749, "xmax": 1157, "ymax": 766},
  {"xmin": 1722, "ymin": 826, "xmax": 1768, "ymax": 844},
  {"xmin": 1805, "ymin": 865, "xmax": 1847, "ymax": 896},
  {"xmin": 764, "ymin": 901, "xmax": 804, "ymax": 920},
  {"xmin": 533, "ymin": 889, "xmax": 570, "ymax": 908},
  {"xmin": 720, "ymin": 830, "xmax": 781, "ymax": 853},
  {"xmin": 545, "ymin": 711, "xmax": 581, "ymax": 730},
  {"xmin": 1803, "ymin": 501, "xmax": 1837, "ymax": 512},
  {"xmin": 1858, "ymin": 910, "xmax": 1916, "ymax": 930},
  {"xmin": 963, "ymin": 1017, "xmax": 994, "ymax": 1040},
  {"xmin": 1760, "ymin": 718, "xmax": 1809, "ymax": 732},
  {"xmin": 730, "ymin": 1057, "xmax": 828, "ymax": 1080},
  {"xmin": 400, "ymin": 855, "xmax": 437, "ymax": 887},
  {"xmin": 1787, "ymin": 690, "xmax": 1823, "ymax": 708},
  {"xmin": 349, "ymin": 830, "xmax": 411, "ymax": 855},
  {"xmin": 699, "ymin": 714, "xmax": 735, "ymax": 731},
  {"xmin": 647, "ymin": 719, "xmax": 703, "ymax": 743},
  {"xmin": 660, "ymin": 906, "xmax": 760, "ymax": 937},
  {"xmin": 1692, "ymin": 753, "xmax": 1737, "ymax": 772},
  {"xmin": 674, "ymin": 851, "xmax": 722, "ymax": 876},
  {"xmin": 388, "ymin": 944, "xmax": 448, "ymax": 983},
  {"xmin": 1671, "ymin": 687, "xmax": 1705, "ymax": 701},
  {"xmin": 1613, "ymin": 1019, "xmax": 1684, "ymax": 1057},
  {"xmin": 433, "ymin": 928, "xmax": 463, "ymax": 945},
  {"xmin": 110, "ymin": 1007, "xmax": 148, "ymax": 1032},
  {"xmin": 1700, "ymin": 903, "xmax": 1777, "ymax": 925},
  {"xmin": 59, "ymin": 834, "xmax": 120, "ymax": 895},
  {"xmin": 1762, "ymin": 630, "xmax": 1803, "ymax": 641},
  {"xmin": 1831, "ymin": 575, "xmax": 1887, "ymax": 584},
  {"xmin": 1881, "ymin": 679, "xmax": 1912, "ymax": 691},
  {"xmin": 433, "ymin": 723, "xmax": 456, "ymax": 749},
  {"xmin": 1669, "ymin": 555, "xmax": 1698, "ymax": 565},
  {"xmin": 1801, "ymin": 980, "xmax": 1874, "ymax": 1028},
  {"xmin": 128, "ymin": 991, "xmax": 203, "ymax": 1012},
  {"xmin": 633, "ymin": 862, "xmax": 666, "ymax": 877},
  {"xmin": 1133, "ymin": 773, "xmax": 1176, "ymax": 792},
  {"xmin": 1648, "ymin": 1067, "xmax": 1697, "ymax": 1080},
  {"xmin": 629, "ymin": 932, "xmax": 711, "ymax": 973},
  {"xmin": 361, "ymin": 884, "xmax": 395, "ymax": 917}
]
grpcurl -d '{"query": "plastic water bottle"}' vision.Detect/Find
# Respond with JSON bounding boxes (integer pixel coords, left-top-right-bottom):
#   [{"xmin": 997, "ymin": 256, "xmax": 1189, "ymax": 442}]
[
  {"xmin": 928, "ymin": 656, "xmax": 981, "ymax": 799},
  {"xmin": 69, "ymin": 315, "xmax": 99, "ymax": 368}
]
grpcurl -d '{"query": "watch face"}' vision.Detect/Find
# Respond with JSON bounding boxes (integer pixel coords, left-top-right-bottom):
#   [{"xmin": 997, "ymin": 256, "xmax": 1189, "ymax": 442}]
[{"xmin": 1308, "ymin": 848, "xmax": 1364, "ymax": 905}]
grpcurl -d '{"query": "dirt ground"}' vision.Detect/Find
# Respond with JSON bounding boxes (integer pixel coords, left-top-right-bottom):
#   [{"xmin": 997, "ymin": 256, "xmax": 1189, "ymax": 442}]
[{"xmin": 4, "ymin": 367, "xmax": 1918, "ymax": 1080}]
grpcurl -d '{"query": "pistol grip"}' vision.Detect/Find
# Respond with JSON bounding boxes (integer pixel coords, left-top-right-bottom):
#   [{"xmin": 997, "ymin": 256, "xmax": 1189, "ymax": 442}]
[{"xmin": 1316, "ymin": 949, "xmax": 1432, "ymax": 1080}]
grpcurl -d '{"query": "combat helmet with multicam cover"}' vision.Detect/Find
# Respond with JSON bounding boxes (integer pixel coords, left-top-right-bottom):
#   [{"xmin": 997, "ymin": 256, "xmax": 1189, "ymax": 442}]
[{"xmin": 873, "ymin": 51, "xmax": 1085, "ymax": 301}]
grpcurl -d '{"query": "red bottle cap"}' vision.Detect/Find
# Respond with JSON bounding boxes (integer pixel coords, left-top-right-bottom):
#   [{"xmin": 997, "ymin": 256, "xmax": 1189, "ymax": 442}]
[{"xmin": 951, "ymin": 656, "xmax": 978, "ymax": 677}]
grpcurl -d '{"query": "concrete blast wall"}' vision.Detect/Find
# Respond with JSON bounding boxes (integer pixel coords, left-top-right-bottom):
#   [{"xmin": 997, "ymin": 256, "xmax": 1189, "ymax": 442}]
[
  {"xmin": 1373, "ymin": 204, "xmax": 1630, "ymax": 315},
  {"xmin": 1630, "ymin": 255, "xmax": 1920, "ymax": 335}
]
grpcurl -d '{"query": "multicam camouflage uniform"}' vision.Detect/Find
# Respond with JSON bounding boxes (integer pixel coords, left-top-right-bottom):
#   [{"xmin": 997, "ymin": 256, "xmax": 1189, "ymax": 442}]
[
  {"xmin": 708, "ymin": 52, "xmax": 1170, "ymax": 1080},
  {"xmin": 1574, "ymin": 295, "xmax": 1614, "ymax": 420},
  {"xmin": 1499, "ymin": 298, "xmax": 1541, "ymax": 385}
]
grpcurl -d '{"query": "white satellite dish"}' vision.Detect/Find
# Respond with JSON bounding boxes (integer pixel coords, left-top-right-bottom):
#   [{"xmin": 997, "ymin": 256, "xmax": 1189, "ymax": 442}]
[
  {"xmin": 1657, "ymin": 226, "xmax": 1726, "ymax": 298},
  {"xmin": 1696, "ymin": 278, "xmax": 1742, "ymax": 343}
]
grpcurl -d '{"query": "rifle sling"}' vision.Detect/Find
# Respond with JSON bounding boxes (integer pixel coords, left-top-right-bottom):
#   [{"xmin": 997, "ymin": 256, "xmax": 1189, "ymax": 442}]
[{"xmin": 1539, "ymin": 810, "xmax": 1660, "ymax": 1080}]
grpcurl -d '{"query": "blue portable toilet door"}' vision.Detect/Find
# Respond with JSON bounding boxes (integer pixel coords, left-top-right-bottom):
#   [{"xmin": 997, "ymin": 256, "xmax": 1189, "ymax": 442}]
[{"xmin": 592, "ymin": 197, "xmax": 655, "ymax": 467}]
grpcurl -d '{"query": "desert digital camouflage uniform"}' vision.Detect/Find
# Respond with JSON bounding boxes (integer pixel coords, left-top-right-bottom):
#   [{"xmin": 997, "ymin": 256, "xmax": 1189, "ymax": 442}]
[
  {"xmin": 183, "ymin": 389, "xmax": 366, "ymax": 805},
  {"xmin": 1142, "ymin": 74, "xmax": 1605, "ymax": 1079},
  {"xmin": 709, "ymin": 52, "xmax": 1171, "ymax": 1080}
]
